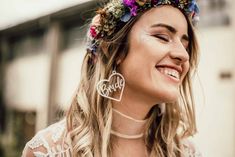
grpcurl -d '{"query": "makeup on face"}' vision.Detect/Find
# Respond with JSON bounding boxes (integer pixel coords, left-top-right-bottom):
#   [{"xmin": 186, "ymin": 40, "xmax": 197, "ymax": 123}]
[
  {"xmin": 119, "ymin": 6, "xmax": 191, "ymax": 103},
  {"xmin": 149, "ymin": 23, "xmax": 189, "ymax": 51}
]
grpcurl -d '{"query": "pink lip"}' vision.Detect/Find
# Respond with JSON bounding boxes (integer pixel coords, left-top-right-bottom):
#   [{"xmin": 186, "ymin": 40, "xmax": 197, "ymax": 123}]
[{"xmin": 155, "ymin": 64, "xmax": 183, "ymax": 75}]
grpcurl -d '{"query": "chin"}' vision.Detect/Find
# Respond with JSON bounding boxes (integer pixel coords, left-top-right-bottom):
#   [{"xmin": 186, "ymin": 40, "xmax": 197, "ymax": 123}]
[{"xmin": 154, "ymin": 89, "xmax": 180, "ymax": 104}]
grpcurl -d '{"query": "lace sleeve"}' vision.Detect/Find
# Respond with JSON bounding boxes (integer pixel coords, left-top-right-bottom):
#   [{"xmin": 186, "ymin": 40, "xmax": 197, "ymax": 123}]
[
  {"xmin": 21, "ymin": 120, "xmax": 72, "ymax": 157},
  {"xmin": 22, "ymin": 134, "xmax": 50, "ymax": 157},
  {"xmin": 182, "ymin": 138, "xmax": 203, "ymax": 157}
]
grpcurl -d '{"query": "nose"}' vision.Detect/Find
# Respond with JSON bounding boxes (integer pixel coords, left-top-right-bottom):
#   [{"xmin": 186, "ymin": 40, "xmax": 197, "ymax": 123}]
[{"xmin": 170, "ymin": 40, "xmax": 189, "ymax": 64}]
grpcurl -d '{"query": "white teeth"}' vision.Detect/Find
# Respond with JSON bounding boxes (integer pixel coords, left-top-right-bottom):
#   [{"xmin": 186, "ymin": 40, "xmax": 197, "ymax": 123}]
[{"xmin": 157, "ymin": 67, "xmax": 180, "ymax": 80}]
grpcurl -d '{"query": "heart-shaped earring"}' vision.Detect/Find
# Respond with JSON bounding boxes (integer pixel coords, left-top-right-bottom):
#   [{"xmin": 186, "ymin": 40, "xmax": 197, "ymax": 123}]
[{"xmin": 96, "ymin": 71, "xmax": 125, "ymax": 101}]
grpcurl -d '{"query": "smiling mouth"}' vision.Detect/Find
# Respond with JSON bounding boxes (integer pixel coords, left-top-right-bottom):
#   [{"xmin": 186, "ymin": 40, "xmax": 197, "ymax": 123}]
[{"xmin": 155, "ymin": 67, "xmax": 180, "ymax": 82}]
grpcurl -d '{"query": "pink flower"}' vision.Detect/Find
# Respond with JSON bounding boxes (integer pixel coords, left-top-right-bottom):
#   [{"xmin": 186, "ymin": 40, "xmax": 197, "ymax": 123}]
[
  {"xmin": 90, "ymin": 14, "xmax": 101, "ymax": 38},
  {"xmin": 90, "ymin": 26, "xmax": 98, "ymax": 38}
]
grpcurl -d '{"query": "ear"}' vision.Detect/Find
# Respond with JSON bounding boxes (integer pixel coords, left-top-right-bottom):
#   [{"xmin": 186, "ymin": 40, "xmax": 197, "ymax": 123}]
[
  {"xmin": 116, "ymin": 59, "xmax": 122, "ymax": 65},
  {"xmin": 116, "ymin": 48, "xmax": 128, "ymax": 66},
  {"xmin": 116, "ymin": 54, "xmax": 126, "ymax": 65}
]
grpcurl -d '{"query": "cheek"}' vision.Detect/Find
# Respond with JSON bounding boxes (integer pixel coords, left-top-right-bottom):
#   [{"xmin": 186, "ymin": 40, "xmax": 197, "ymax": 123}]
[
  {"xmin": 135, "ymin": 35, "xmax": 170, "ymax": 62},
  {"xmin": 119, "ymin": 50, "xmax": 152, "ymax": 85},
  {"xmin": 128, "ymin": 37, "xmax": 155, "ymax": 64}
]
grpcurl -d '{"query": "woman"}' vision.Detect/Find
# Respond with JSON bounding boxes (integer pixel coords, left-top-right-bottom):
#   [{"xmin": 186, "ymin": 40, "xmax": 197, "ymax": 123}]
[{"xmin": 22, "ymin": 0, "xmax": 202, "ymax": 157}]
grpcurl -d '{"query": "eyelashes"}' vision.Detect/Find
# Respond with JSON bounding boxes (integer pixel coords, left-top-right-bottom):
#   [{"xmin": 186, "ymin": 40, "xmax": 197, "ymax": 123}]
[
  {"xmin": 153, "ymin": 34, "xmax": 189, "ymax": 51},
  {"xmin": 154, "ymin": 34, "xmax": 170, "ymax": 42}
]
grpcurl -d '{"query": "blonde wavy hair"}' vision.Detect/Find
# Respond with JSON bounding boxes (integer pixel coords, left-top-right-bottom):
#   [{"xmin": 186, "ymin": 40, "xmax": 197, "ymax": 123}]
[{"xmin": 66, "ymin": 7, "xmax": 199, "ymax": 157}]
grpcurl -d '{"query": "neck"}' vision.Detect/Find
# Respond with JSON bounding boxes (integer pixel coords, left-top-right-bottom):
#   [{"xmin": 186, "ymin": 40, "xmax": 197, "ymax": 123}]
[
  {"xmin": 113, "ymin": 85, "xmax": 157, "ymax": 120},
  {"xmin": 111, "ymin": 86, "xmax": 157, "ymax": 139},
  {"xmin": 111, "ymin": 108, "xmax": 148, "ymax": 139}
]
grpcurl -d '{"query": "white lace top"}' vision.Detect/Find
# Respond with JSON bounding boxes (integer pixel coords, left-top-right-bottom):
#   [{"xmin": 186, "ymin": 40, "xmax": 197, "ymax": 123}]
[{"xmin": 21, "ymin": 120, "xmax": 203, "ymax": 157}]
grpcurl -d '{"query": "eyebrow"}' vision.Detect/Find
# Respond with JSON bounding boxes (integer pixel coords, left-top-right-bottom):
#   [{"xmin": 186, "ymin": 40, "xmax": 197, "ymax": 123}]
[{"xmin": 150, "ymin": 23, "xmax": 189, "ymax": 42}]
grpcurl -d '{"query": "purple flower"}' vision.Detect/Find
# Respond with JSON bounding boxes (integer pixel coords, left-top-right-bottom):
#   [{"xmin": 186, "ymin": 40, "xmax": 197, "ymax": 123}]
[
  {"xmin": 123, "ymin": 0, "xmax": 138, "ymax": 16},
  {"xmin": 123, "ymin": 0, "xmax": 136, "ymax": 7},
  {"xmin": 130, "ymin": 5, "xmax": 138, "ymax": 16}
]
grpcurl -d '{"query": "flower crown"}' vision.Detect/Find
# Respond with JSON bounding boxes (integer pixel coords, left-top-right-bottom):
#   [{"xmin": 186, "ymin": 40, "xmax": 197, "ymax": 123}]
[{"xmin": 87, "ymin": 0, "xmax": 199, "ymax": 57}]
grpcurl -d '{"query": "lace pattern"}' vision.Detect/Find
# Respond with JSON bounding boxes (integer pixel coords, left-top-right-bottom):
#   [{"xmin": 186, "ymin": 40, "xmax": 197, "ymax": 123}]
[
  {"xmin": 22, "ymin": 120, "xmax": 202, "ymax": 157},
  {"xmin": 22, "ymin": 119, "xmax": 72, "ymax": 157},
  {"xmin": 182, "ymin": 139, "xmax": 203, "ymax": 157}
]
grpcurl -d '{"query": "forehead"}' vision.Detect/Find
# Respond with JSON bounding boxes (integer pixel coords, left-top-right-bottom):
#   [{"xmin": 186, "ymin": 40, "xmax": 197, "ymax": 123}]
[{"xmin": 133, "ymin": 5, "xmax": 188, "ymax": 34}]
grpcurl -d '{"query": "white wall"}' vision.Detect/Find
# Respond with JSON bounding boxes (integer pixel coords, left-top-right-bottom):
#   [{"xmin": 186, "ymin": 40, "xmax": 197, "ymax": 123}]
[
  {"xmin": 0, "ymin": 0, "xmax": 91, "ymax": 30},
  {"xmin": 4, "ymin": 54, "xmax": 51, "ymax": 130},
  {"xmin": 194, "ymin": 26, "xmax": 235, "ymax": 157},
  {"xmin": 56, "ymin": 46, "xmax": 86, "ymax": 109}
]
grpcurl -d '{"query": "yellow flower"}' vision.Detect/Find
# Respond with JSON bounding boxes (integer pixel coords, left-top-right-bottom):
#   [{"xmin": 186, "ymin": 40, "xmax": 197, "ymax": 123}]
[{"xmin": 136, "ymin": 0, "xmax": 147, "ymax": 6}]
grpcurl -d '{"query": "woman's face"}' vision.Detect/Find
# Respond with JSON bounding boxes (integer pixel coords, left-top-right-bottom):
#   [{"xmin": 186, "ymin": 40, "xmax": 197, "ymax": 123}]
[{"xmin": 119, "ymin": 5, "xmax": 190, "ymax": 104}]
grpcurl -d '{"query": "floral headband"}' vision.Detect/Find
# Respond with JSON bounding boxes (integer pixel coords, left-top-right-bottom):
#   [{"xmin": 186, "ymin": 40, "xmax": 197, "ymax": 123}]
[{"xmin": 87, "ymin": 0, "xmax": 199, "ymax": 58}]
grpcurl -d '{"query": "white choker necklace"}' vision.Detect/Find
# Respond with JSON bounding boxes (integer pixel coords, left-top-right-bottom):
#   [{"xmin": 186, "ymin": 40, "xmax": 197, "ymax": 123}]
[
  {"xmin": 112, "ymin": 108, "xmax": 147, "ymax": 123},
  {"xmin": 111, "ymin": 108, "xmax": 148, "ymax": 139},
  {"xmin": 110, "ymin": 130, "xmax": 144, "ymax": 139}
]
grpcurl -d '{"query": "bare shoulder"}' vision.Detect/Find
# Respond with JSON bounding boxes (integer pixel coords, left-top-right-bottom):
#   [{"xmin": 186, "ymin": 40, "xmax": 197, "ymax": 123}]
[
  {"xmin": 21, "ymin": 119, "xmax": 72, "ymax": 157},
  {"xmin": 181, "ymin": 138, "xmax": 203, "ymax": 157}
]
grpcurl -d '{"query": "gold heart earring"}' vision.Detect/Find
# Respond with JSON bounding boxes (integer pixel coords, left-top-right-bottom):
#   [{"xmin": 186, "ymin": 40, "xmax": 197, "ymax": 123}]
[{"xmin": 96, "ymin": 68, "xmax": 125, "ymax": 102}]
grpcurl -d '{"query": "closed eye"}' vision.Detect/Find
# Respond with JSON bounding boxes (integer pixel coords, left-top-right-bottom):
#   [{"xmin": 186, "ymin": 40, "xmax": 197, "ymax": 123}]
[{"xmin": 154, "ymin": 34, "xmax": 170, "ymax": 42}]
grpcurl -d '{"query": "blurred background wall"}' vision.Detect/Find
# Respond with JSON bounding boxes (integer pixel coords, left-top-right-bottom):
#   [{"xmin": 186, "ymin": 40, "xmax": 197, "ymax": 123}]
[{"xmin": 0, "ymin": 0, "xmax": 234, "ymax": 157}]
